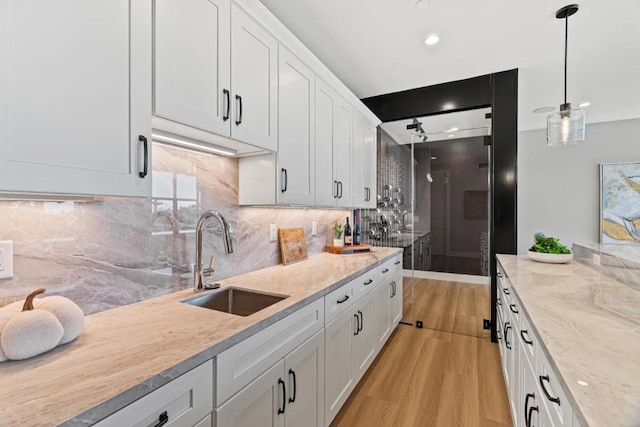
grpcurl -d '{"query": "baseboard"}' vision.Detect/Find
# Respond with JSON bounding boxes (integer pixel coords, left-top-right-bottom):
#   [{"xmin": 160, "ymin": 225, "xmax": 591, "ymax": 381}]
[{"xmin": 402, "ymin": 269, "xmax": 490, "ymax": 285}]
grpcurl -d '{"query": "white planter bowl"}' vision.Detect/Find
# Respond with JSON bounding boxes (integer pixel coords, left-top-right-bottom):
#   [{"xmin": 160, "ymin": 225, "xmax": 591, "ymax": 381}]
[
  {"xmin": 527, "ymin": 251, "xmax": 573, "ymax": 264},
  {"xmin": 333, "ymin": 238, "xmax": 344, "ymax": 247}
]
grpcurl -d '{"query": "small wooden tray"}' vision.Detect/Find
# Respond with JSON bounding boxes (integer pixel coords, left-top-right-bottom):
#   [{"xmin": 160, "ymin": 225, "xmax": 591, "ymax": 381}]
[{"xmin": 327, "ymin": 243, "xmax": 372, "ymax": 254}]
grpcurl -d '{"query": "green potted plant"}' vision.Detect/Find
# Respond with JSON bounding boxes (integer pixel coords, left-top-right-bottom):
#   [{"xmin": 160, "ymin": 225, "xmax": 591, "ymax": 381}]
[
  {"xmin": 332, "ymin": 222, "xmax": 344, "ymax": 247},
  {"xmin": 527, "ymin": 232, "xmax": 573, "ymax": 264}
]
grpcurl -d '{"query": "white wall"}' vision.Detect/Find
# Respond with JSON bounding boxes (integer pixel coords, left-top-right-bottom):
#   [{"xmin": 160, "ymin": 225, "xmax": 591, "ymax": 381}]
[{"xmin": 517, "ymin": 118, "xmax": 640, "ymax": 254}]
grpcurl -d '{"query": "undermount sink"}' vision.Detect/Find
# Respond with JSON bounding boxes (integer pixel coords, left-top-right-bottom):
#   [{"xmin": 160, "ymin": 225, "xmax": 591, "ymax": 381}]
[{"xmin": 182, "ymin": 287, "xmax": 288, "ymax": 316}]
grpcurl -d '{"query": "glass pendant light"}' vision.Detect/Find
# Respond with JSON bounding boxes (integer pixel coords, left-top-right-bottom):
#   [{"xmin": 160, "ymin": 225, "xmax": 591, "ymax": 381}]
[{"xmin": 547, "ymin": 4, "xmax": 585, "ymax": 147}]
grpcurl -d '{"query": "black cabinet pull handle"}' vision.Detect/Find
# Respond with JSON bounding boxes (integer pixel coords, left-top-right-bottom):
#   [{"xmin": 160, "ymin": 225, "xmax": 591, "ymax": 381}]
[
  {"xmin": 334, "ymin": 180, "xmax": 339, "ymax": 198},
  {"xmin": 364, "ymin": 279, "xmax": 373, "ymax": 286},
  {"xmin": 223, "ymin": 89, "xmax": 230, "ymax": 121},
  {"xmin": 281, "ymin": 168, "xmax": 288, "ymax": 193},
  {"xmin": 504, "ymin": 323, "xmax": 511, "ymax": 349},
  {"xmin": 153, "ymin": 411, "xmax": 169, "ymax": 427},
  {"xmin": 497, "ymin": 271, "xmax": 502, "ymax": 278},
  {"xmin": 394, "ymin": 260, "xmax": 401, "ymax": 265},
  {"xmin": 539, "ymin": 375, "xmax": 561, "ymax": 405},
  {"xmin": 524, "ymin": 393, "xmax": 534, "ymax": 427},
  {"xmin": 364, "ymin": 187, "xmax": 369, "ymax": 201},
  {"xmin": 338, "ymin": 181, "xmax": 343, "ymax": 198},
  {"xmin": 354, "ymin": 313, "xmax": 360, "ymax": 335},
  {"xmin": 496, "ymin": 330, "xmax": 501, "ymax": 341},
  {"xmin": 337, "ymin": 295, "xmax": 349, "ymax": 304},
  {"xmin": 527, "ymin": 405, "xmax": 539, "ymax": 427},
  {"xmin": 503, "ymin": 288, "xmax": 510, "ymax": 295},
  {"xmin": 277, "ymin": 378, "xmax": 286, "ymax": 414},
  {"xmin": 521, "ymin": 330, "xmax": 533, "ymax": 345},
  {"xmin": 358, "ymin": 310, "xmax": 363, "ymax": 332},
  {"xmin": 509, "ymin": 304, "xmax": 519, "ymax": 314},
  {"xmin": 288, "ymin": 369, "xmax": 297, "ymax": 404},
  {"xmin": 235, "ymin": 94, "xmax": 243, "ymax": 125},
  {"xmin": 382, "ymin": 268, "xmax": 389, "ymax": 273},
  {"xmin": 138, "ymin": 135, "xmax": 148, "ymax": 178},
  {"xmin": 497, "ymin": 297, "xmax": 502, "ymax": 306}
]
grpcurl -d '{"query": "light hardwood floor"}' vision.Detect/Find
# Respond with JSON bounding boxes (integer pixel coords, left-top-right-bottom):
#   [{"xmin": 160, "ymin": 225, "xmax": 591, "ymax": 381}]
[
  {"xmin": 331, "ymin": 278, "xmax": 510, "ymax": 427},
  {"xmin": 330, "ymin": 326, "xmax": 512, "ymax": 427},
  {"xmin": 403, "ymin": 278, "xmax": 491, "ymax": 339}
]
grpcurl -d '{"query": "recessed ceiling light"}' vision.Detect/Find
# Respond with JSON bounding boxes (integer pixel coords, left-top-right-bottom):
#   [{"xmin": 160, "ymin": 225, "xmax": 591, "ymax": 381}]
[
  {"xmin": 533, "ymin": 106, "xmax": 556, "ymax": 114},
  {"xmin": 448, "ymin": 134, "xmax": 455, "ymax": 138},
  {"xmin": 578, "ymin": 102, "xmax": 591, "ymax": 108},
  {"xmin": 424, "ymin": 35, "xmax": 440, "ymax": 46}
]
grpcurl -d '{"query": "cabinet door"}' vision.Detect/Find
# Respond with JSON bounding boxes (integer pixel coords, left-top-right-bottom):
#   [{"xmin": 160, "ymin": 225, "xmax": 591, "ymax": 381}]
[
  {"xmin": 314, "ymin": 78, "xmax": 336, "ymax": 207},
  {"xmin": 277, "ymin": 47, "xmax": 315, "ymax": 205},
  {"xmin": 284, "ymin": 330, "xmax": 324, "ymax": 427},
  {"xmin": 215, "ymin": 360, "xmax": 285, "ymax": 427},
  {"xmin": 390, "ymin": 271, "xmax": 403, "ymax": 327},
  {"xmin": 154, "ymin": 0, "xmax": 231, "ymax": 136},
  {"xmin": 0, "ymin": 0, "xmax": 151, "ymax": 197},
  {"xmin": 351, "ymin": 114, "xmax": 365, "ymax": 207},
  {"xmin": 352, "ymin": 291, "xmax": 376, "ymax": 382},
  {"xmin": 362, "ymin": 125, "xmax": 377, "ymax": 209},
  {"xmin": 324, "ymin": 309, "xmax": 355, "ymax": 424},
  {"xmin": 333, "ymin": 96, "xmax": 353, "ymax": 207},
  {"xmin": 230, "ymin": 5, "xmax": 277, "ymax": 151},
  {"xmin": 374, "ymin": 280, "xmax": 391, "ymax": 350}
]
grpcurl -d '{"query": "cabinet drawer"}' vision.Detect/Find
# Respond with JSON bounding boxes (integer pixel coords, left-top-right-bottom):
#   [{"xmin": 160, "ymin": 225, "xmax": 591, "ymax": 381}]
[
  {"xmin": 378, "ymin": 255, "xmax": 401, "ymax": 282},
  {"xmin": 353, "ymin": 268, "xmax": 378, "ymax": 298},
  {"xmin": 215, "ymin": 298, "xmax": 324, "ymax": 407},
  {"xmin": 536, "ymin": 349, "xmax": 573, "ymax": 427},
  {"xmin": 325, "ymin": 278, "xmax": 357, "ymax": 324},
  {"xmin": 94, "ymin": 360, "xmax": 213, "ymax": 427}
]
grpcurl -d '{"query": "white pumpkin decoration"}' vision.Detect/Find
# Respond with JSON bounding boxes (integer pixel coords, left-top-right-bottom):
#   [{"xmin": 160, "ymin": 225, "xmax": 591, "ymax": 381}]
[
  {"xmin": 0, "ymin": 289, "xmax": 64, "ymax": 360},
  {"xmin": 0, "ymin": 288, "xmax": 85, "ymax": 361}
]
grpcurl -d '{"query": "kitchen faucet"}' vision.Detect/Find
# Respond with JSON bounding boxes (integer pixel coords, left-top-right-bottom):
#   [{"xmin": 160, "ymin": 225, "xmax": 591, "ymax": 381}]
[{"xmin": 194, "ymin": 210, "xmax": 233, "ymax": 291}]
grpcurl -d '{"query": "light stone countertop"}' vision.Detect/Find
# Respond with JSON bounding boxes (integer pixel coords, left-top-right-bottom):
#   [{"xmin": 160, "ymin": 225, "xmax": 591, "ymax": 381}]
[
  {"xmin": 497, "ymin": 254, "xmax": 640, "ymax": 427},
  {"xmin": 0, "ymin": 247, "xmax": 401, "ymax": 427}
]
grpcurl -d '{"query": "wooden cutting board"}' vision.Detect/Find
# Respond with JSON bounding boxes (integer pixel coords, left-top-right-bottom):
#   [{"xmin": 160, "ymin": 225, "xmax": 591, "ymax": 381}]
[
  {"xmin": 278, "ymin": 227, "xmax": 308, "ymax": 265},
  {"xmin": 326, "ymin": 243, "xmax": 372, "ymax": 254}
]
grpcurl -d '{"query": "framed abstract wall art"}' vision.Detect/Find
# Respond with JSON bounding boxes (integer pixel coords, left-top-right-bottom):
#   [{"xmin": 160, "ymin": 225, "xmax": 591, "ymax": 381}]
[{"xmin": 600, "ymin": 162, "xmax": 640, "ymax": 245}]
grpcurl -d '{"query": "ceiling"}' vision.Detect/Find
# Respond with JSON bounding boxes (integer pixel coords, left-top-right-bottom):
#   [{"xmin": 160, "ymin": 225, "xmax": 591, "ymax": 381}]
[
  {"xmin": 258, "ymin": 0, "xmax": 640, "ymax": 131},
  {"xmin": 381, "ymin": 108, "xmax": 491, "ymax": 144}
]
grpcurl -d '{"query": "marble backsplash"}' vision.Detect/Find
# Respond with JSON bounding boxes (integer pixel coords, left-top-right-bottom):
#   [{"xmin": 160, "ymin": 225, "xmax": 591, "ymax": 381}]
[
  {"xmin": 0, "ymin": 144, "xmax": 349, "ymax": 314},
  {"xmin": 573, "ymin": 242, "xmax": 640, "ymax": 290}
]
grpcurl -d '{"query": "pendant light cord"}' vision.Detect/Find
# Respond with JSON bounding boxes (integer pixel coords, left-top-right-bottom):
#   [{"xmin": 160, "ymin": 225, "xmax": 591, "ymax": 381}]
[{"xmin": 564, "ymin": 14, "xmax": 569, "ymax": 104}]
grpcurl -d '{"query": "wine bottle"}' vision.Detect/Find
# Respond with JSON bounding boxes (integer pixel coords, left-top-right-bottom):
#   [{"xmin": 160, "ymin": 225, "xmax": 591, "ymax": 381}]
[
  {"xmin": 354, "ymin": 216, "xmax": 361, "ymax": 245},
  {"xmin": 344, "ymin": 217, "xmax": 352, "ymax": 245}
]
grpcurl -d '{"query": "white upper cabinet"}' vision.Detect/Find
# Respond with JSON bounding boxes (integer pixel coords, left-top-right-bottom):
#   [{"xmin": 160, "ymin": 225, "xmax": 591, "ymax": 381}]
[
  {"xmin": 0, "ymin": 0, "xmax": 152, "ymax": 197},
  {"xmin": 230, "ymin": 5, "xmax": 278, "ymax": 151},
  {"xmin": 154, "ymin": 0, "xmax": 231, "ymax": 136},
  {"xmin": 352, "ymin": 114, "xmax": 377, "ymax": 209},
  {"xmin": 314, "ymin": 79, "xmax": 353, "ymax": 207},
  {"xmin": 333, "ymin": 97, "xmax": 353, "ymax": 207},
  {"xmin": 153, "ymin": 0, "xmax": 277, "ymax": 153},
  {"xmin": 277, "ymin": 47, "xmax": 315, "ymax": 205},
  {"xmin": 363, "ymin": 126, "xmax": 377, "ymax": 209}
]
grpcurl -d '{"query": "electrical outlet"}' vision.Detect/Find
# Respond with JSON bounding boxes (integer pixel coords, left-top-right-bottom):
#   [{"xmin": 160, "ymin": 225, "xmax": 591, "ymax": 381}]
[
  {"xmin": 312, "ymin": 221, "xmax": 318, "ymax": 236},
  {"xmin": 593, "ymin": 254, "xmax": 601, "ymax": 266},
  {"xmin": 0, "ymin": 240, "xmax": 14, "ymax": 279},
  {"xmin": 269, "ymin": 224, "xmax": 277, "ymax": 242}
]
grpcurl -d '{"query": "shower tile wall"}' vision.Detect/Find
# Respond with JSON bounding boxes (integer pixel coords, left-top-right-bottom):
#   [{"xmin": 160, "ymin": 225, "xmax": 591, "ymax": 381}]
[{"xmin": 0, "ymin": 144, "xmax": 349, "ymax": 314}]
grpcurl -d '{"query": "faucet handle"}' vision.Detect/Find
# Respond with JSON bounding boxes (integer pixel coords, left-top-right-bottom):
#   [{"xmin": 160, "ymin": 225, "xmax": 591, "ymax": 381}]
[{"xmin": 202, "ymin": 256, "xmax": 215, "ymax": 278}]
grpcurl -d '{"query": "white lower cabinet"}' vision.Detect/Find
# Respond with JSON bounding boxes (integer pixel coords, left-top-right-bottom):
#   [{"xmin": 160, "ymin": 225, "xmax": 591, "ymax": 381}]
[
  {"xmin": 373, "ymin": 279, "xmax": 391, "ymax": 350},
  {"xmin": 216, "ymin": 360, "xmax": 286, "ymax": 427},
  {"xmin": 215, "ymin": 329, "xmax": 324, "ymax": 427},
  {"xmin": 94, "ymin": 361, "xmax": 213, "ymax": 427},
  {"xmin": 324, "ymin": 306, "xmax": 356, "ymax": 424},
  {"xmin": 352, "ymin": 291, "xmax": 377, "ymax": 382},
  {"xmin": 390, "ymin": 269, "xmax": 403, "ymax": 327},
  {"xmin": 195, "ymin": 414, "xmax": 213, "ymax": 427},
  {"xmin": 497, "ymin": 259, "xmax": 574, "ymax": 427}
]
